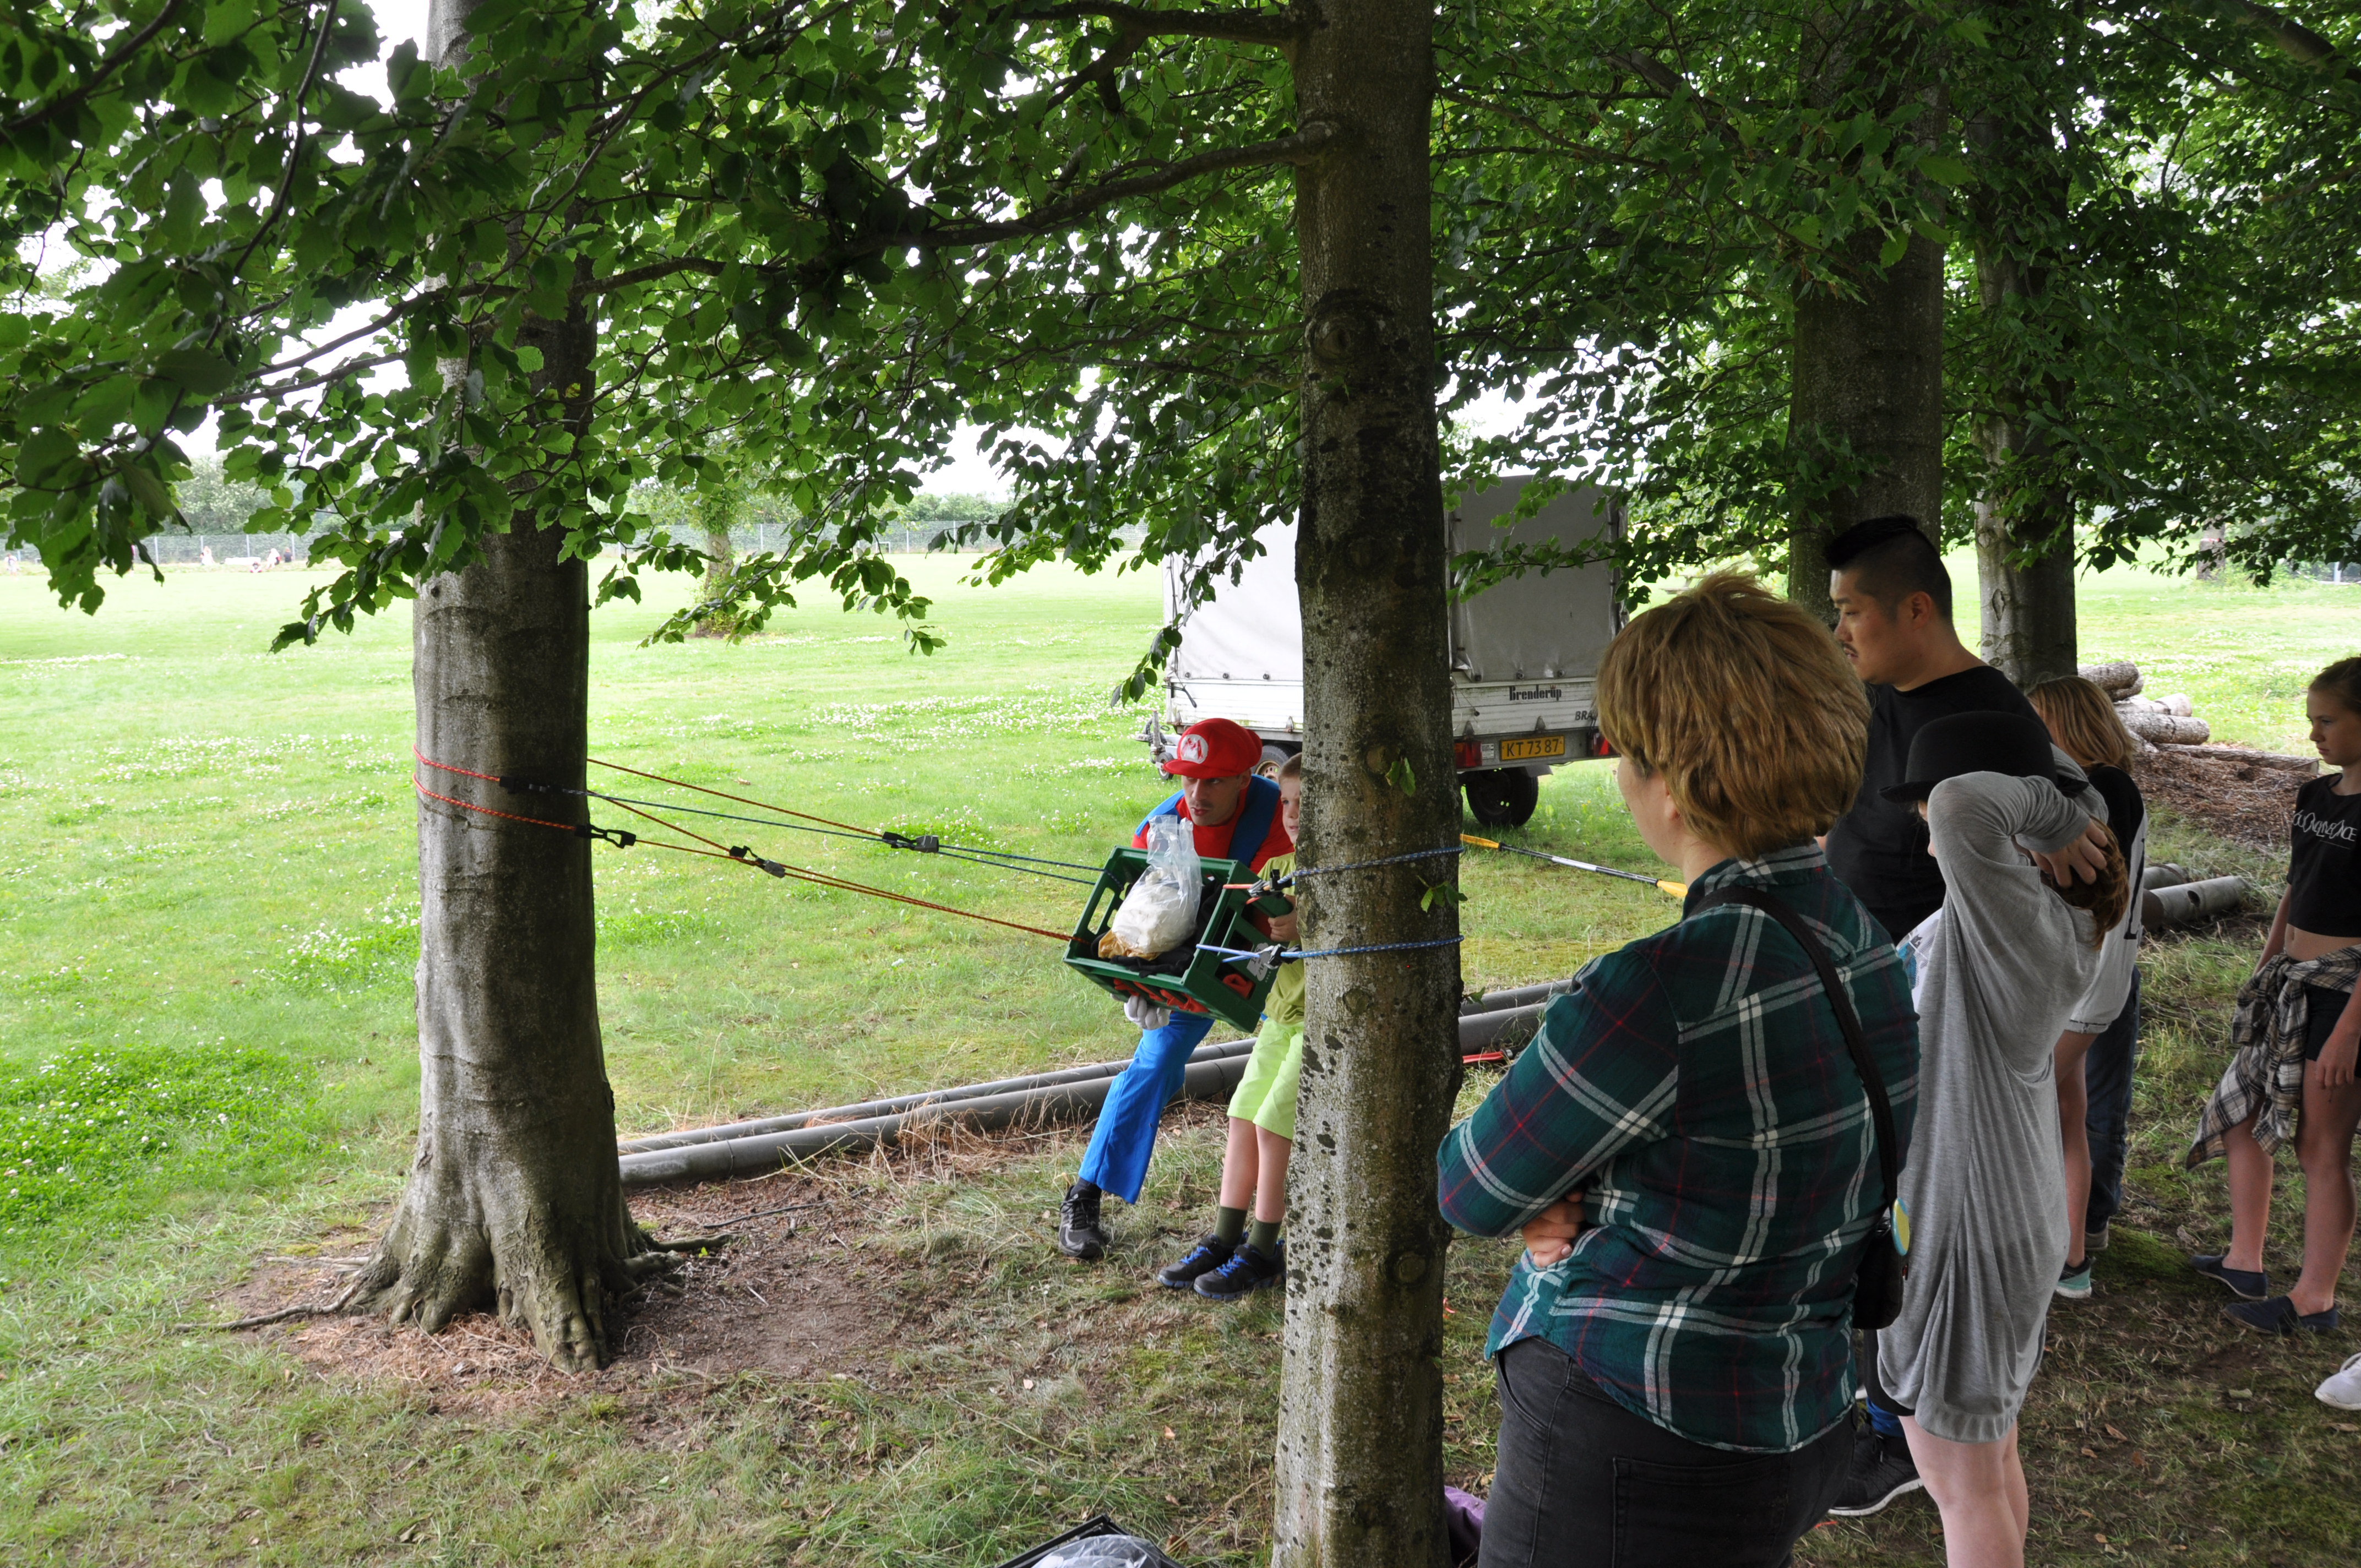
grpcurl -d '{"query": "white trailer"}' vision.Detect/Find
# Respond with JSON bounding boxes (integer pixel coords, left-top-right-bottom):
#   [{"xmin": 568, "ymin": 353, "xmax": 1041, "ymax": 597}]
[{"xmin": 1149, "ymin": 480, "xmax": 1624, "ymax": 827}]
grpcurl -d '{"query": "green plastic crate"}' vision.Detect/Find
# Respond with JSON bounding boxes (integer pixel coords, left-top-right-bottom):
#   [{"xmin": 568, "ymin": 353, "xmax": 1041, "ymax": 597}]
[{"xmin": 1064, "ymin": 846, "xmax": 1277, "ymax": 1032}]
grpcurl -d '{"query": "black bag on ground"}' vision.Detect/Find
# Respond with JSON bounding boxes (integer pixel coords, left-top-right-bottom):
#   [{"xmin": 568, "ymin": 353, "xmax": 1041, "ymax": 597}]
[{"xmin": 1693, "ymin": 887, "xmax": 1906, "ymax": 1332}]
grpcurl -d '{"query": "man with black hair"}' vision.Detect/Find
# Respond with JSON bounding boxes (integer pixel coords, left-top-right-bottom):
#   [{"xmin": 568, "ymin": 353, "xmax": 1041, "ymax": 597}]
[
  {"xmin": 1819, "ymin": 514, "xmax": 2114, "ymax": 1522},
  {"xmin": 1822, "ymin": 515, "xmax": 2044, "ymax": 945}
]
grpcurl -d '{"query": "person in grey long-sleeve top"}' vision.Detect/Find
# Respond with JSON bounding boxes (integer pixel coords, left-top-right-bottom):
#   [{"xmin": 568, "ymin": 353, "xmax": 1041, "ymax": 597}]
[{"xmin": 1873, "ymin": 714, "xmax": 2130, "ymax": 1568}]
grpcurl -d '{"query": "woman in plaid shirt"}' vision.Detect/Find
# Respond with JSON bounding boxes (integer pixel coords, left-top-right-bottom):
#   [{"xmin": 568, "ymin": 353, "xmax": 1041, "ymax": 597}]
[{"xmin": 1438, "ymin": 573, "xmax": 1920, "ymax": 1568}]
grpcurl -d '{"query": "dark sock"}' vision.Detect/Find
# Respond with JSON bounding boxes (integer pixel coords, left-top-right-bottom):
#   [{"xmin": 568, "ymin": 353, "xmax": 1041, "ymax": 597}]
[
  {"xmin": 1247, "ymin": 1217, "xmax": 1281, "ymax": 1256},
  {"xmin": 1212, "ymin": 1206, "xmax": 1247, "ymax": 1245},
  {"xmin": 1072, "ymin": 1179, "xmax": 1100, "ymax": 1200}
]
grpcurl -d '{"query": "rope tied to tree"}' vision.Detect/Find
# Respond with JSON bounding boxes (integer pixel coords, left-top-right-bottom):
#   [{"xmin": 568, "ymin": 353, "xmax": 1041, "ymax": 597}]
[{"xmin": 410, "ymin": 751, "xmax": 1074, "ymax": 941}]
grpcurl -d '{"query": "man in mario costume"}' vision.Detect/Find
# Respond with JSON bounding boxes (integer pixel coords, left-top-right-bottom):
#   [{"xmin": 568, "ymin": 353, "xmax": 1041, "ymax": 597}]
[{"xmin": 1057, "ymin": 717, "xmax": 1294, "ymax": 1260}]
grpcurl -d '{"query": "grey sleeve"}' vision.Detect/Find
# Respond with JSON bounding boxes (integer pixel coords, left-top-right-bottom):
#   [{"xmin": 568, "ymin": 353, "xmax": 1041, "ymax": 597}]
[{"xmin": 1924, "ymin": 772, "xmax": 2098, "ymax": 995}]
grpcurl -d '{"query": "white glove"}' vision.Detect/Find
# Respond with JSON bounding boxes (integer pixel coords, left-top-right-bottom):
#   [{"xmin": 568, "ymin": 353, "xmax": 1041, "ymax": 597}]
[{"xmin": 1123, "ymin": 993, "xmax": 1171, "ymax": 1032}]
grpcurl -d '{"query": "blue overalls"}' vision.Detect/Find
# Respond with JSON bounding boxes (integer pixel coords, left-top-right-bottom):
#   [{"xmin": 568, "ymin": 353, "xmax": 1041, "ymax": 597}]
[{"xmin": 1076, "ymin": 776, "xmax": 1286, "ymax": 1204}]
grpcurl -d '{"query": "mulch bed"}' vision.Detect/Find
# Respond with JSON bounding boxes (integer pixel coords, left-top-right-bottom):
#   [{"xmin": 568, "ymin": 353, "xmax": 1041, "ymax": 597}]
[{"xmin": 2134, "ymin": 747, "xmax": 2314, "ymax": 853}]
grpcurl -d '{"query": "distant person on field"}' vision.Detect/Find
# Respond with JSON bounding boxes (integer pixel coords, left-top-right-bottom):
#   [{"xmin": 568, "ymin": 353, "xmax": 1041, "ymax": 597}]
[
  {"xmin": 1057, "ymin": 717, "xmax": 1292, "ymax": 1261},
  {"xmin": 1875, "ymin": 712, "xmax": 2125, "ymax": 1568},
  {"xmin": 2027, "ymin": 678, "xmax": 2150, "ymax": 1302},
  {"xmin": 1816, "ymin": 515, "xmax": 2112, "ymax": 1520},
  {"xmin": 199, "ymin": 545, "xmax": 215, "ymax": 568},
  {"xmin": 1439, "ymin": 573, "xmax": 1920, "ymax": 1568},
  {"xmin": 1155, "ymin": 753, "xmax": 1304, "ymax": 1302},
  {"xmin": 2188, "ymin": 658, "xmax": 2361, "ymax": 1366}
]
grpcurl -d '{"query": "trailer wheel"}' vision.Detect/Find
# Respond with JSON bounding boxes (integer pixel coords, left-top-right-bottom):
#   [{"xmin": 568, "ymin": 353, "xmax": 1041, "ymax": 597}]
[{"xmin": 1462, "ymin": 767, "xmax": 1540, "ymax": 827}]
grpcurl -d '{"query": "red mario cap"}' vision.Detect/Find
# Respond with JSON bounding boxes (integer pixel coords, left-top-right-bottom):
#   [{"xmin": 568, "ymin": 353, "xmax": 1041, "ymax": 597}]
[{"xmin": 1163, "ymin": 717, "xmax": 1263, "ymax": 778}]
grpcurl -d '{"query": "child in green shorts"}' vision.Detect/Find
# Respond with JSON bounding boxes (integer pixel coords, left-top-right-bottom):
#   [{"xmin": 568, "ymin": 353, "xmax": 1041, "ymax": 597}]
[{"xmin": 1157, "ymin": 754, "xmax": 1304, "ymax": 1301}]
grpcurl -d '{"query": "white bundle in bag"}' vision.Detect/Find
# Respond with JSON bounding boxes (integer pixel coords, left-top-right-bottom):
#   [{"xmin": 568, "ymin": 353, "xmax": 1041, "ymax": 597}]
[
  {"xmin": 1101, "ymin": 815, "xmax": 1202, "ymax": 960},
  {"xmin": 1038, "ymin": 1537, "xmax": 1165, "ymax": 1568}
]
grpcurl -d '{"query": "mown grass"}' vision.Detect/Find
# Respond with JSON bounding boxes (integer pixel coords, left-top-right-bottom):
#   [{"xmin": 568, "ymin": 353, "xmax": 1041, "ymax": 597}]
[{"xmin": 0, "ymin": 552, "xmax": 2354, "ymax": 1565}]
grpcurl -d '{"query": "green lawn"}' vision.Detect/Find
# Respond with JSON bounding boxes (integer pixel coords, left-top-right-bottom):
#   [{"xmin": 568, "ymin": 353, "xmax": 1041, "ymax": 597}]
[{"xmin": 0, "ymin": 549, "xmax": 2354, "ymax": 1565}]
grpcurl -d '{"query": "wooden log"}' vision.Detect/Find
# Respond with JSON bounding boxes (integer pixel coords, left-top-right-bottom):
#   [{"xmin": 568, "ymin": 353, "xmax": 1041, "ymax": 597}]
[
  {"xmin": 2080, "ymin": 660, "xmax": 2142, "ymax": 695},
  {"xmin": 2155, "ymin": 744, "xmax": 2319, "ymax": 772},
  {"xmin": 2120, "ymin": 707, "xmax": 2210, "ymax": 745}
]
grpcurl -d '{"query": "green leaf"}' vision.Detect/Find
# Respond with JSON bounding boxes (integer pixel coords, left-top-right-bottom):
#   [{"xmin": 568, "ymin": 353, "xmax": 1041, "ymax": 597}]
[
  {"xmin": 153, "ymin": 349, "xmax": 238, "ymax": 396},
  {"xmin": 202, "ymin": 0, "xmax": 258, "ymax": 45},
  {"xmin": 1419, "ymin": 882, "xmax": 1466, "ymax": 912},
  {"xmin": 15, "ymin": 427, "xmax": 84, "ymax": 488},
  {"xmin": 1918, "ymin": 155, "xmax": 1972, "ymax": 188},
  {"xmin": 1386, "ymin": 756, "xmax": 1416, "ymax": 797}
]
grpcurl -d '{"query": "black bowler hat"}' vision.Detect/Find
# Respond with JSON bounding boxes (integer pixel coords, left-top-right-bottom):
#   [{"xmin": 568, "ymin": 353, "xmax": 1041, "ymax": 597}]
[{"xmin": 1879, "ymin": 711, "xmax": 2088, "ymax": 804}]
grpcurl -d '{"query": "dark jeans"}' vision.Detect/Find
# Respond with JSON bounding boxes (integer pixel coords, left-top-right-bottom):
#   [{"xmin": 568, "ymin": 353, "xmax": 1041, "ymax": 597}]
[
  {"xmin": 2082, "ymin": 970, "xmax": 2143, "ymax": 1235},
  {"xmin": 1479, "ymin": 1338, "xmax": 1852, "ymax": 1568}
]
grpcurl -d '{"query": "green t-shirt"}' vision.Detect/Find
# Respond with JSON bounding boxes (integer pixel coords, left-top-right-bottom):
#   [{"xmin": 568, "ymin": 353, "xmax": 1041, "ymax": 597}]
[{"xmin": 1261, "ymin": 853, "xmax": 1305, "ymax": 1028}]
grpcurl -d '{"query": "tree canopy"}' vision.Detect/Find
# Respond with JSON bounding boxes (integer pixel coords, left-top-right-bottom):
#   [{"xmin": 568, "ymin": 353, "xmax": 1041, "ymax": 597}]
[{"xmin": 4, "ymin": 1, "xmax": 2354, "ymax": 654}]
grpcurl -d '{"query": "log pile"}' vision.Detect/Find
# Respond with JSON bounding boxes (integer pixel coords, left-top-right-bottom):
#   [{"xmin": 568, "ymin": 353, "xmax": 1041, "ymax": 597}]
[{"xmin": 2079, "ymin": 660, "xmax": 2211, "ymax": 746}]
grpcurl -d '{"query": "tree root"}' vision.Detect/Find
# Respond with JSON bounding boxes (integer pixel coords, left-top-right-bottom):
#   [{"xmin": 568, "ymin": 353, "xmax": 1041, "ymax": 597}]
[
  {"xmin": 646, "ymin": 1233, "xmax": 735, "ymax": 1254},
  {"xmin": 172, "ymin": 1303, "xmax": 349, "ymax": 1332}
]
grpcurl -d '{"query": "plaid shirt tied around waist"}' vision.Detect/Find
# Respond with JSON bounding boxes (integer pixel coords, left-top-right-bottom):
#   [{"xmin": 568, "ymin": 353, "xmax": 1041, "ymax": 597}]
[
  {"xmin": 2186, "ymin": 945, "xmax": 2361, "ymax": 1167},
  {"xmin": 1436, "ymin": 845, "xmax": 1920, "ymax": 1453}
]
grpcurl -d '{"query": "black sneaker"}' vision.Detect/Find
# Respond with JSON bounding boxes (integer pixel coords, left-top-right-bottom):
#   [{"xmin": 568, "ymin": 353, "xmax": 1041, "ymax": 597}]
[
  {"xmin": 1157, "ymin": 1234, "xmax": 1236, "ymax": 1289},
  {"xmin": 2223, "ymin": 1295, "xmax": 2340, "ymax": 1336},
  {"xmin": 2191, "ymin": 1253, "xmax": 2270, "ymax": 1301},
  {"xmin": 1826, "ymin": 1423, "xmax": 1923, "ymax": 1518},
  {"xmin": 1195, "ymin": 1241, "xmax": 1283, "ymax": 1301},
  {"xmin": 1057, "ymin": 1183, "xmax": 1108, "ymax": 1261}
]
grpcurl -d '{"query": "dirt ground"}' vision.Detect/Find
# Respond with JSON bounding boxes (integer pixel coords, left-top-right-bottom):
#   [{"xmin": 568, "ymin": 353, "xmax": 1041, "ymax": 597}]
[{"xmin": 2135, "ymin": 746, "xmax": 2315, "ymax": 852}]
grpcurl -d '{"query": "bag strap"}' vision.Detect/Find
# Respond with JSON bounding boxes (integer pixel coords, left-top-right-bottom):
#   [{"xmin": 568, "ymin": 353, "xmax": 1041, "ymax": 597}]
[{"xmin": 1694, "ymin": 886, "xmax": 1900, "ymax": 1209}]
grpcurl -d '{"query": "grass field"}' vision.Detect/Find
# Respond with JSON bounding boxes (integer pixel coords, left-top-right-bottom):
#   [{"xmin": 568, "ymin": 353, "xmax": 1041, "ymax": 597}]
[{"xmin": 0, "ymin": 548, "xmax": 2355, "ymax": 1565}]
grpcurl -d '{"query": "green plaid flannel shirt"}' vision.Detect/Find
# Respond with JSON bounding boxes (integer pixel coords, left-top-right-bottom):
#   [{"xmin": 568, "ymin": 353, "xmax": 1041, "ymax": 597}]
[{"xmin": 1437, "ymin": 844, "xmax": 1919, "ymax": 1452}]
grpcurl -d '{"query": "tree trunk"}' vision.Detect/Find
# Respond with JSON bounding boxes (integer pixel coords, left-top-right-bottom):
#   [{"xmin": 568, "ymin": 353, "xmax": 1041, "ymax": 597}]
[
  {"xmin": 1786, "ymin": 7, "xmax": 1947, "ymax": 620},
  {"xmin": 1273, "ymin": 3, "xmax": 1459, "ymax": 1565},
  {"xmin": 1968, "ymin": 90, "xmax": 2078, "ymax": 687},
  {"xmin": 694, "ymin": 516, "xmax": 736, "ymax": 637},
  {"xmin": 1960, "ymin": 9, "xmax": 2083, "ymax": 688},
  {"xmin": 342, "ymin": 0, "xmax": 668, "ymax": 1373}
]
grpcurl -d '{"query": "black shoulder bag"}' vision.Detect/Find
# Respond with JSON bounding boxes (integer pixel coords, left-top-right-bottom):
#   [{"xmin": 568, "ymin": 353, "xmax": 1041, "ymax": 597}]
[{"xmin": 1695, "ymin": 886, "xmax": 1906, "ymax": 1331}]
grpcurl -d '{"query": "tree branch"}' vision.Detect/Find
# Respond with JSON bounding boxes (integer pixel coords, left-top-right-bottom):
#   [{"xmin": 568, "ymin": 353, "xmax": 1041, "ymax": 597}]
[
  {"xmin": 1011, "ymin": 3, "xmax": 1311, "ymax": 47},
  {"xmin": 857, "ymin": 121, "xmax": 1335, "ymax": 255},
  {"xmin": 1, "ymin": 0, "xmax": 189, "ymax": 140},
  {"xmin": 2229, "ymin": 0, "xmax": 2352, "ymax": 73}
]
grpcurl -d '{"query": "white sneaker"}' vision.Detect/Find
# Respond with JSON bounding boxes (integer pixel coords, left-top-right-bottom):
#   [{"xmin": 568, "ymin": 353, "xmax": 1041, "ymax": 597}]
[{"xmin": 2317, "ymin": 1352, "xmax": 2361, "ymax": 1411}]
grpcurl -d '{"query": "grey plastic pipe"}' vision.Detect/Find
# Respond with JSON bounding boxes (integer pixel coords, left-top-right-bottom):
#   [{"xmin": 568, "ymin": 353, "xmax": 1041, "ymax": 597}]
[
  {"xmin": 618, "ymin": 1039, "xmax": 1260, "ymax": 1188},
  {"xmin": 1461, "ymin": 979, "xmax": 1571, "ymax": 1015},
  {"xmin": 2142, "ymin": 875, "xmax": 2249, "ymax": 930},
  {"xmin": 1459, "ymin": 1002, "xmax": 1548, "ymax": 1054},
  {"xmin": 2142, "ymin": 863, "xmax": 2194, "ymax": 894},
  {"xmin": 617, "ymin": 1042, "xmax": 1256, "ymax": 1155},
  {"xmin": 619, "ymin": 982, "xmax": 1572, "ymax": 1188}
]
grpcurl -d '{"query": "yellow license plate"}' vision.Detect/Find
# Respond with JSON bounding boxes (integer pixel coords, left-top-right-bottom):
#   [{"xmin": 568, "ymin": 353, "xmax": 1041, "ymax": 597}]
[{"xmin": 1499, "ymin": 735, "xmax": 1567, "ymax": 762}]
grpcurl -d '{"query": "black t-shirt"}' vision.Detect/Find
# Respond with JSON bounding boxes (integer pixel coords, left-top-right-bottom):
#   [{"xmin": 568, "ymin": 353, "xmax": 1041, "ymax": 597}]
[
  {"xmin": 1824, "ymin": 665, "xmax": 2041, "ymax": 941},
  {"xmin": 2085, "ymin": 764, "xmax": 2145, "ymax": 860},
  {"xmin": 2287, "ymin": 774, "xmax": 2361, "ymax": 939}
]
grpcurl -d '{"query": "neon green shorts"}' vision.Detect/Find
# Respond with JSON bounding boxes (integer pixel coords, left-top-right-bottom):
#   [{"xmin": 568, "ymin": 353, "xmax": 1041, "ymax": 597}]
[{"xmin": 1227, "ymin": 1015, "xmax": 1305, "ymax": 1141}]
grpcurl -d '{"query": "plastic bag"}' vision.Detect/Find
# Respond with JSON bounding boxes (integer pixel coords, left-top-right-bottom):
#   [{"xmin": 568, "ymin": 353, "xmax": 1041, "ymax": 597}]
[
  {"xmin": 1102, "ymin": 816, "xmax": 1202, "ymax": 959},
  {"xmin": 1038, "ymin": 1537, "xmax": 1165, "ymax": 1568}
]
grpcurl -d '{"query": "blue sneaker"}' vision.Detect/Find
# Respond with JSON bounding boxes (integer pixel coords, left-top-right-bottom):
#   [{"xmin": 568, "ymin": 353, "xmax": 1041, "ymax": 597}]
[
  {"xmin": 2191, "ymin": 1254, "xmax": 2270, "ymax": 1301},
  {"xmin": 1156, "ymin": 1234, "xmax": 1235, "ymax": 1290},
  {"xmin": 2055, "ymin": 1258, "xmax": 2093, "ymax": 1301},
  {"xmin": 2223, "ymin": 1295, "xmax": 2339, "ymax": 1336},
  {"xmin": 1195, "ymin": 1241, "xmax": 1283, "ymax": 1302}
]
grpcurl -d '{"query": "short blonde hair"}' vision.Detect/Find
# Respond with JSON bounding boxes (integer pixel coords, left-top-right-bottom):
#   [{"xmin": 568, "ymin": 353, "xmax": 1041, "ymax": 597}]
[
  {"xmin": 1596, "ymin": 571, "xmax": 1868, "ymax": 859},
  {"xmin": 2026, "ymin": 677, "xmax": 2139, "ymax": 772}
]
